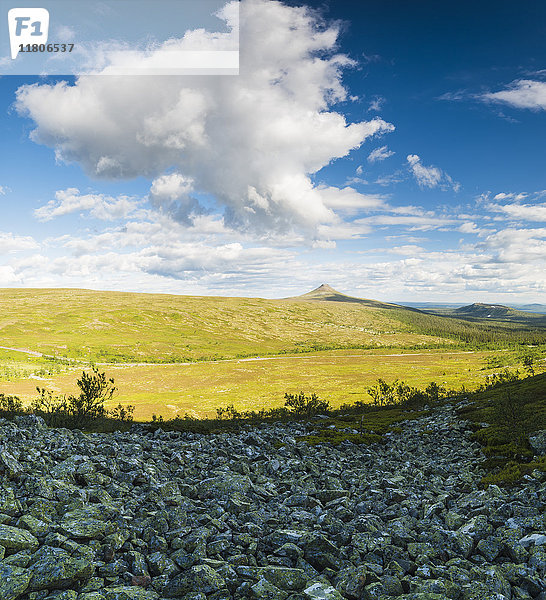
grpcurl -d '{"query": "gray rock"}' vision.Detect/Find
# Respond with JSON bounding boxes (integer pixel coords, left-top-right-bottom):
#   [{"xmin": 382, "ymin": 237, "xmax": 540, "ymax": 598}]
[
  {"xmin": 28, "ymin": 547, "xmax": 94, "ymax": 590},
  {"xmin": 0, "ymin": 525, "xmax": 39, "ymax": 553},
  {"xmin": 197, "ymin": 474, "xmax": 252, "ymax": 498},
  {"xmin": 0, "ymin": 562, "xmax": 32, "ymax": 599},
  {"xmin": 261, "ymin": 566, "xmax": 308, "ymax": 591},
  {"xmin": 0, "ymin": 399, "xmax": 542, "ymax": 600},
  {"xmin": 59, "ymin": 509, "xmax": 109, "ymax": 539},
  {"xmin": 304, "ymin": 582, "xmax": 344, "ymax": 600},
  {"xmin": 519, "ymin": 533, "xmax": 546, "ymax": 547},
  {"xmin": 529, "ymin": 430, "xmax": 546, "ymax": 455},
  {"xmin": 250, "ymin": 578, "xmax": 288, "ymax": 599},
  {"xmin": 103, "ymin": 588, "xmax": 160, "ymax": 600},
  {"xmin": 163, "ymin": 564, "xmax": 226, "ymax": 597},
  {"xmin": 0, "ymin": 450, "xmax": 23, "ymax": 479},
  {"xmin": 333, "ymin": 565, "xmax": 367, "ymax": 599}
]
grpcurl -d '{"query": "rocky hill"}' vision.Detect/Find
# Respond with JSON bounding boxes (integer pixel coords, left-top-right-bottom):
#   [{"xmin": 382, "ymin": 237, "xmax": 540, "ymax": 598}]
[
  {"xmin": 0, "ymin": 404, "xmax": 544, "ymax": 600},
  {"xmin": 454, "ymin": 303, "xmax": 517, "ymax": 319},
  {"xmin": 286, "ymin": 284, "xmax": 408, "ymax": 310}
]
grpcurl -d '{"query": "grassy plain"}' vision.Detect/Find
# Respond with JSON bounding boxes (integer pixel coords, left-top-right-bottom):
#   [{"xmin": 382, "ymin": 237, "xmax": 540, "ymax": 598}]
[
  {"xmin": 0, "ymin": 288, "xmax": 448, "ymax": 362},
  {"xmin": 0, "ymin": 287, "xmax": 544, "ymax": 421},
  {"xmin": 0, "ymin": 347, "xmax": 531, "ymax": 420}
]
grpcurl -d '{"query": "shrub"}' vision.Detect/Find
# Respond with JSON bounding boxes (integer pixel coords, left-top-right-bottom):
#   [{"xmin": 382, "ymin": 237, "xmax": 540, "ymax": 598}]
[
  {"xmin": 284, "ymin": 391, "xmax": 331, "ymax": 416},
  {"xmin": 216, "ymin": 404, "xmax": 242, "ymax": 420},
  {"xmin": 522, "ymin": 355, "xmax": 535, "ymax": 375},
  {"xmin": 366, "ymin": 378, "xmax": 453, "ymax": 409},
  {"xmin": 108, "ymin": 403, "xmax": 135, "ymax": 422},
  {"xmin": 0, "ymin": 393, "xmax": 23, "ymax": 413},
  {"xmin": 32, "ymin": 388, "xmax": 68, "ymax": 414},
  {"xmin": 32, "ymin": 367, "xmax": 120, "ymax": 428},
  {"xmin": 70, "ymin": 366, "xmax": 116, "ymax": 422},
  {"xmin": 491, "ymin": 389, "xmax": 529, "ymax": 444},
  {"xmin": 479, "ymin": 368, "xmax": 521, "ymax": 391}
]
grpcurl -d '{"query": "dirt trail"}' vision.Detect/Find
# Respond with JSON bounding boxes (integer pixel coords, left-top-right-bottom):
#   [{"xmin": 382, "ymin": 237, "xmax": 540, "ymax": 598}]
[
  {"xmin": 1, "ymin": 344, "xmax": 475, "ymax": 369},
  {"xmin": 0, "ymin": 345, "xmax": 44, "ymax": 357}
]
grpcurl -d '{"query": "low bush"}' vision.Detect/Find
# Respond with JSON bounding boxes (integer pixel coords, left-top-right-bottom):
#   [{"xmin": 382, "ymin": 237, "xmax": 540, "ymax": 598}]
[
  {"xmin": 366, "ymin": 378, "xmax": 455, "ymax": 409},
  {"xmin": 0, "ymin": 368, "xmax": 134, "ymax": 431},
  {"xmin": 0, "ymin": 393, "xmax": 23, "ymax": 415},
  {"xmin": 283, "ymin": 391, "xmax": 331, "ymax": 416}
]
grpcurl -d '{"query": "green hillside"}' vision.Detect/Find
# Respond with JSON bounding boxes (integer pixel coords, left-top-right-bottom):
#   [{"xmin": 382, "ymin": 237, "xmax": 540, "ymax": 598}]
[
  {"xmin": 0, "ymin": 286, "xmax": 544, "ymax": 365},
  {"xmin": 0, "ymin": 285, "xmax": 544, "ymax": 420},
  {"xmin": 0, "ymin": 287, "xmax": 446, "ymax": 363},
  {"xmin": 458, "ymin": 372, "xmax": 546, "ymax": 485}
]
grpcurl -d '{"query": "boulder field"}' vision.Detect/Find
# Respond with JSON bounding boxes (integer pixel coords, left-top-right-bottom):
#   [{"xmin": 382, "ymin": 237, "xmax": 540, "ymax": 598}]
[{"xmin": 0, "ymin": 402, "xmax": 544, "ymax": 600}]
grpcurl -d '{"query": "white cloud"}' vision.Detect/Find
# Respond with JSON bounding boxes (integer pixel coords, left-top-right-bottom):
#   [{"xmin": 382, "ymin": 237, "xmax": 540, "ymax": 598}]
[
  {"xmin": 481, "ymin": 228, "xmax": 546, "ymax": 263},
  {"xmin": 437, "ymin": 90, "xmax": 467, "ymax": 102},
  {"xmin": 375, "ymin": 172, "xmax": 404, "ymax": 186},
  {"xmin": 459, "ymin": 222, "xmax": 480, "ymax": 234},
  {"xmin": 16, "ymin": 0, "xmax": 394, "ymax": 235},
  {"xmin": 54, "ymin": 25, "xmax": 76, "ymax": 42},
  {"xmin": 150, "ymin": 173, "xmax": 194, "ymax": 200},
  {"xmin": 406, "ymin": 154, "xmax": 459, "ymax": 191},
  {"xmin": 407, "ymin": 154, "xmax": 441, "ymax": 188},
  {"xmin": 149, "ymin": 173, "xmax": 205, "ymax": 224},
  {"xmin": 4, "ymin": 208, "xmax": 546, "ymax": 299},
  {"xmin": 386, "ymin": 245, "xmax": 425, "ymax": 256},
  {"xmin": 485, "ymin": 190, "xmax": 546, "ymax": 222},
  {"xmin": 482, "ymin": 79, "xmax": 546, "ymax": 111},
  {"xmin": 0, "ymin": 232, "xmax": 39, "ymax": 253},
  {"xmin": 357, "ymin": 213, "xmax": 458, "ymax": 231},
  {"xmin": 0, "ymin": 186, "xmax": 9, "ymax": 195},
  {"xmin": 488, "ymin": 202, "xmax": 546, "ymax": 222},
  {"xmin": 344, "ymin": 165, "xmax": 368, "ymax": 186},
  {"xmin": 368, "ymin": 96, "xmax": 385, "ymax": 112},
  {"xmin": 34, "ymin": 188, "xmax": 140, "ymax": 221},
  {"xmin": 493, "ymin": 192, "xmax": 528, "ymax": 202},
  {"xmin": 317, "ymin": 185, "xmax": 386, "ymax": 214},
  {"xmin": 368, "ymin": 145, "xmax": 395, "ymax": 163}
]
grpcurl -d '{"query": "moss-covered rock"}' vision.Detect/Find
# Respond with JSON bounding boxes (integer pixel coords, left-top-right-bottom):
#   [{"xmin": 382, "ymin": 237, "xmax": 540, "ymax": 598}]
[
  {"xmin": 261, "ymin": 566, "xmax": 308, "ymax": 591},
  {"xmin": 28, "ymin": 546, "xmax": 94, "ymax": 590},
  {"xmin": 162, "ymin": 564, "xmax": 226, "ymax": 597},
  {"xmin": 103, "ymin": 587, "xmax": 160, "ymax": 600},
  {"xmin": 0, "ymin": 562, "xmax": 31, "ymax": 600},
  {"xmin": 0, "ymin": 525, "xmax": 39, "ymax": 553},
  {"xmin": 250, "ymin": 578, "xmax": 288, "ymax": 599},
  {"xmin": 59, "ymin": 508, "xmax": 110, "ymax": 540},
  {"xmin": 304, "ymin": 582, "xmax": 344, "ymax": 600}
]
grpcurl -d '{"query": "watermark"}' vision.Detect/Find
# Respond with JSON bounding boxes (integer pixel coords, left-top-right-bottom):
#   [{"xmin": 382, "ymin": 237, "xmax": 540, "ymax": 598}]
[
  {"xmin": 1, "ymin": 0, "xmax": 239, "ymax": 75},
  {"xmin": 8, "ymin": 7, "xmax": 49, "ymax": 59}
]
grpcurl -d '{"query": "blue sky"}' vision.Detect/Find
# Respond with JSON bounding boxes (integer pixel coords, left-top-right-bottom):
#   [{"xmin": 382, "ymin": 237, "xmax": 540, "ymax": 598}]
[{"xmin": 0, "ymin": 0, "xmax": 545, "ymax": 302}]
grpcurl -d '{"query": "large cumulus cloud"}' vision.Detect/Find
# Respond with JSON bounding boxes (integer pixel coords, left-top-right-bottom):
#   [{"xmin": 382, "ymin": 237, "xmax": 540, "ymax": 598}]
[{"xmin": 15, "ymin": 0, "xmax": 392, "ymax": 233}]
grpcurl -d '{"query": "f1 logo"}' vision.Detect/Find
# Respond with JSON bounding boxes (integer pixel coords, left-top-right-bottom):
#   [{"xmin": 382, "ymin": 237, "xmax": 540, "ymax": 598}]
[{"xmin": 8, "ymin": 8, "xmax": 50, "ymax": 59}]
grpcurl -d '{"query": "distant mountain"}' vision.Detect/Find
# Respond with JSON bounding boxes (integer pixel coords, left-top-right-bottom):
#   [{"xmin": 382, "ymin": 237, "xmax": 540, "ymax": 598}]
[
  {"xmin": 287, "ymin": 284, "xmax": 413, "ymax": 310},
  {"xmin": 516, "ymin": 303, "xmax": 546, "ymax": 314},
  {"xmin": 401, "ymin": 301, "xmax": 546, "ymax": 315},
  {"xmin": 454, "ymin": 303, "xmax": 517, "ymax": 318}
]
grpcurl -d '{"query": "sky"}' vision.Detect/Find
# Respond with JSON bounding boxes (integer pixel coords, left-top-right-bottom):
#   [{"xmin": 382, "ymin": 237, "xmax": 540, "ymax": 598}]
[{"xmin": 0, "ymin": 0, "xmax": 545, "ymax": 303}]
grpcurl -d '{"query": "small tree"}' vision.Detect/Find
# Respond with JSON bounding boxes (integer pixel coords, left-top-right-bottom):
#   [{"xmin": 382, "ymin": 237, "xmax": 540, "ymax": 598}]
[
  {"xmin": 69, "ymin": 366, "xmax": 116, "ymax": 423},
  {"xmin": 425, "ymin": 381, "xmax": 445, "ymax": 403},
  {"xmin": 108, "ymin": 403, "xmax": 134, "ymax": 422},
  {"xmin": 284, "ymin": 392, "xmax": 330, "ymax": 417},
  {"xmin": 0, "ymin": 393, "xmax": 23, "ymax": 414},
  {"xmin": 367, "ymin": 378, "xmax": 393, "ymax": 406},
  {"xmin": 33, "ymin": 388, "xmax": 68, "ymax": 414}
]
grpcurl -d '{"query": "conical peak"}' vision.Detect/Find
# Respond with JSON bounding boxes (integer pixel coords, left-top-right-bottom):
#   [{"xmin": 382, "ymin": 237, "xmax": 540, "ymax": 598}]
[{"xmin": 314, "ymin": 284, "xmax": 337, "ymax": 293}]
